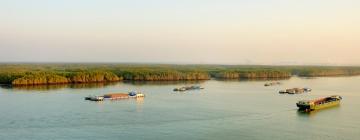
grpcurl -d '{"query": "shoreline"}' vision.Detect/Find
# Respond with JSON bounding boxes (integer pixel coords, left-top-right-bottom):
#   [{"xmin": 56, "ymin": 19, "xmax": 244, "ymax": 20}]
[{"xmin": 2, "ymin": 75, "xmax": 360, "ymax": 87}]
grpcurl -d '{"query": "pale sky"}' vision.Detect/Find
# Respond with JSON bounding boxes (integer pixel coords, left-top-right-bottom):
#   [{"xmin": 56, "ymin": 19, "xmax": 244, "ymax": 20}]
[{"xmin": 1, "ymin": 0, "xmax": 359, "ymax": 65}]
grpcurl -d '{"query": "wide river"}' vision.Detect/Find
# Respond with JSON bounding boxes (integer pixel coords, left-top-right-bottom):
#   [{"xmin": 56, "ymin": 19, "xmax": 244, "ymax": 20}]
[{"xmin": 0, "ymin": 76, "xmax": 359, "ymax": 140}]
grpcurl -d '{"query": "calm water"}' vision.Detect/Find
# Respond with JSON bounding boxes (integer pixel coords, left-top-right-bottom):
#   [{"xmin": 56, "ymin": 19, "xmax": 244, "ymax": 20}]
[{"xmin": 0, "ymin": 76, "xmax": 360, "ymax": 140}]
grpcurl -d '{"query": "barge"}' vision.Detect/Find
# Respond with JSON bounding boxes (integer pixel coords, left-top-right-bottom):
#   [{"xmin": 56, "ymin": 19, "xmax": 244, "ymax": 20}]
[
  {"xmin": 174, "ymin": 86, "xmax": 204, "ymax": 91},
  {"xmin": 264, "ymin": 81, "xmax": 281, "ymax": 86},
  {"xmin": 279, "ymin": 88, "xmax": 312, "ymax": 94},
  {"xmin": 85, "ymin": 91, "xmax": 145, "ymax": 101},
  {"xmin": 296, "ymin": 95, "xmax": 342, "ymax": 111}
]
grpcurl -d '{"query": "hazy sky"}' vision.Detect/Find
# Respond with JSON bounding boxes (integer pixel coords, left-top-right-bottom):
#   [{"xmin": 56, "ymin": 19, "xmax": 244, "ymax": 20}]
[{"xmin": 1, "ymin": 0, "xmax": 359, "ymax": 65}]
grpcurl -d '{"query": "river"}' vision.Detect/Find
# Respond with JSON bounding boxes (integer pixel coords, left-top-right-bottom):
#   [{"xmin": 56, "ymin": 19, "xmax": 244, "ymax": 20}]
[{"xmin": 0, "ymin": 76, "xmax": 359, "ymax": 140}]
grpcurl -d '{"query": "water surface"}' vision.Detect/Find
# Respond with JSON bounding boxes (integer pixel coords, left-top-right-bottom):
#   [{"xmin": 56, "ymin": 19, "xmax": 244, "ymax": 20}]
[{"xmin": 0, "ymin": 77, "xmax": 359, "ymax": 140}]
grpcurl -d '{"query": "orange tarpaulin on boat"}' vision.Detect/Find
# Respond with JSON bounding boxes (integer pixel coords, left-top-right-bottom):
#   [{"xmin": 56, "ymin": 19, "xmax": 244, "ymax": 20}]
[{"xmin": 103, "ymin": 93, "xmax": 128, "ymax": 98}]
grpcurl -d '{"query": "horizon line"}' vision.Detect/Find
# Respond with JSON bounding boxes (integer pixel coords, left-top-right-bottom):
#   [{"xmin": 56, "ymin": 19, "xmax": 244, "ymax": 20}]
[{"xmin": 0, "ymin": 62, "xmax": 359, "ymax": 67}]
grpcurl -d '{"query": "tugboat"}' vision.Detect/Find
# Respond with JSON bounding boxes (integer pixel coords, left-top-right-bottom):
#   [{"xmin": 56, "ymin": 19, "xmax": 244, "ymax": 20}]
[{"xmin": 296, "ymin": 95, "xmax": 342, "ymax": 111}]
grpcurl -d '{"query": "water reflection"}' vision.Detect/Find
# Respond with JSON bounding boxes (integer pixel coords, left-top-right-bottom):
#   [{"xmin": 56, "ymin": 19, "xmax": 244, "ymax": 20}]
[
  {"xmin": 0, "ymin": 78, "xmax": 289, "ymax": 92},
  {"xmin": 136, "ymin": 97, "xmax": 145, "ymax": 112},
  {"xmin": 215, "ymin": 77, "xmax": 291, "ymax": 82},
  {"xmin": 123, "ymin": 80, "xmax": 206, "ymax": 86},
  {"xmin": 0, "ymin": 82, "xmax": 118, "ymax": 91}
]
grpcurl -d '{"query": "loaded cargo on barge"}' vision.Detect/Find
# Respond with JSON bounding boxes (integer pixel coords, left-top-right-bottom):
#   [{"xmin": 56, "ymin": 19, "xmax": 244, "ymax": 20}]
[
  {"xmin": 104, "ymin": 93, "xmax": 129, "ymax": 100},
  {"xmin": 296, "ymin": 95, "xmax": 342, "ymax": 111}
]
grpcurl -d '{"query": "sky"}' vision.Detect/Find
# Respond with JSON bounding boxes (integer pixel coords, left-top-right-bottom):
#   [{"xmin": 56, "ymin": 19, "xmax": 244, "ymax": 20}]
[{"xmin": 0, "ymin": 0, "xmax": 359, "ymax": 65}]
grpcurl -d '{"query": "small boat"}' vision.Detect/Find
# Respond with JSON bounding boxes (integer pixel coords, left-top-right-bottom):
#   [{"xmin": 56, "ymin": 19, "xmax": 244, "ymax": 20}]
[
  {"xmin": 296, "ymin": 95, "xmax": 342, "ymax": 111},
  {"xmin": 84, "ymin": 96, "xmax": 92, "ymax": 100},
  {"xmin": 174, "ymin": 87, "xmax": 187, "ymax": 91},
  {"xmin": 128, "ymin": 91, "xmax": 137, "ymax": 97},
  {"xmin": 128, "ymin": 91, "xmax": 145, "ymax": 97},
  {"xmin": 279, "ymin": 90, "xmax": 287, "ymax": 94},
  {"xmin": 136, "ymin": 93, "xmax": 145, "ymax": 98},
  {"xmin": 303, "ymin": 88, "xmax": 312, "ymax": 92},
  {"xmin": 85, "ymin": 96, "xmax": 104, "ymax": 101}
]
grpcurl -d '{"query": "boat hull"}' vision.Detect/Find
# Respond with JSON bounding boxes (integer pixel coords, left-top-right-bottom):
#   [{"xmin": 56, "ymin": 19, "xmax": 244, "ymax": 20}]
[
  {"xmin": 311, "ymin": 100, "xmax": 340, "ymax": 110},
  {"xmin": 297, "ymin": 99, "xmax": 341, "ymax": 111},
  {"xmin": 296, "ymin": 104, "xmax": 311, "ymax": 110}
]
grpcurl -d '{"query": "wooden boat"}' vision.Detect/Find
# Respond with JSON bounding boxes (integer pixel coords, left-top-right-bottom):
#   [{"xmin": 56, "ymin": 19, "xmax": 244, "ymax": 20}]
[{"xmin": 296, "ymin": 95, "xmax": 342, "ymax": 111}]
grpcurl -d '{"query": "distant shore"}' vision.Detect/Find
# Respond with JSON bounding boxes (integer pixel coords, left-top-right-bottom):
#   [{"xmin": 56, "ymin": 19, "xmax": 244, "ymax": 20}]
[{"xmin": 1, "ymin": 64, "xmax": 359, "ymax": 86}]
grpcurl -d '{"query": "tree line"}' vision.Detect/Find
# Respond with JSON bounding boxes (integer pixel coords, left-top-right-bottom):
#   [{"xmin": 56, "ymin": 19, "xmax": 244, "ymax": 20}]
[{"xmin": 1, "ymin": 64, "xmax": 360, "ymax": 85}]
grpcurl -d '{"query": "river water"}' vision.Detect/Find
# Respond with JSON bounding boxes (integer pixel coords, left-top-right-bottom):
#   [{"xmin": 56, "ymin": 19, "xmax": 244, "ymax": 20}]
[{"xmin": 0, "ymin": 76, "xmax": 359, "ymax": 140}]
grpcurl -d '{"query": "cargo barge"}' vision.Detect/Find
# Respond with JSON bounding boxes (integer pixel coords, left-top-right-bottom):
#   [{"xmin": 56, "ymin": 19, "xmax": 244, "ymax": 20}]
[
  {"xmin": 173, "ymin": 85, "xmax": 204, "ymax": 91},
  {"xmin": 85, "ymin": 91, "xmax": 145, "ymax": 101},
  {"xmin": 279, "ymin": 88, "xmax": 311, "ymax": 94},
  {"xmin": 296, "ymin": 95, "xmax": 342, "ymax": 111},
  {"xmin": 264, "ymin": 81, "xmax": 281, "ymax": 86}
]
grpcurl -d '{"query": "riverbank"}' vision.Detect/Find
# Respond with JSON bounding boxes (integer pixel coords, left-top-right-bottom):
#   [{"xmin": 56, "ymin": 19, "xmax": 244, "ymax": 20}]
[{"xmin": 1, "ymin": 64, "xmax": 360, "ymax": 86}]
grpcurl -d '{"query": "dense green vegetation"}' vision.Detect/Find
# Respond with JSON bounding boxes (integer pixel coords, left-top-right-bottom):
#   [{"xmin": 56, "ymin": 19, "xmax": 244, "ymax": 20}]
[
  {"xmin": 12, "ymin": 72, "xmax": 69, "ymax": 85},
  {"xmin": 116, "ymin": 70, "xmax": 209, "ymax": 81},
  {"xmin": 9, "ymin": 71, "xmax": 122, "ymax": 85},
  {"xmin": 211, "ymin": 70, "xmax": 291, "ymax": 79},
  {"xmin": 1, "ymin": 64, "xmax": 360, "ymax": 85},
  {"xmin": 293, "ymin": 67, "xmax": 360, "ymax": 77}
]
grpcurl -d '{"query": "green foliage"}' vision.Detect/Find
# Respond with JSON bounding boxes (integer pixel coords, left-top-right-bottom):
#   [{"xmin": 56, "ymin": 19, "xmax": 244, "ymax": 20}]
[
  {"xmin": 293, "ymin": 67, "xmax": 360, "ymax": 77},
  {"xmin": 70, "ymin": 71, "xmax": 122, "ymax": 83},
  {"xmin": 211, "ymin": 69, "xmax": 291, "ymax": 79},
  {"xmin": 12, "ymin": 72, "xmax": 69, "ymax": 85},
  {"xmin": 0, "ymin": 72, "xmax": 25, "ymax": 84},
  {"xmin": 1, "ymin": 64, "xmax": 360, "ymax": 85},
  {"xmin": 115, "ymin": 69, "xmax": 210, "ymax": 81}
]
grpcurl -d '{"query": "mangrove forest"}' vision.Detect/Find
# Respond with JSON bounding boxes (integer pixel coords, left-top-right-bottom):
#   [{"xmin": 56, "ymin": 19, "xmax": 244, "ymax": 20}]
[{"xmin": 1, "ymin": 63, "xmax": 360, "ymax": 86}]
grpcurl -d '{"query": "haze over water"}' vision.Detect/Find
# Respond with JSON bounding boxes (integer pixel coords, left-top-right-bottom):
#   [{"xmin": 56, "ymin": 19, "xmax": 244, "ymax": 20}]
[
  {"xmin": 1, "ymin": 0, "xmax": 360, "ymax": 65},
  {"xmin": 0, "ymin": 76, "xmax": 359, "ymax": 140}
]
